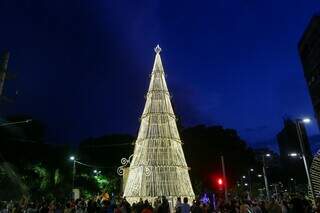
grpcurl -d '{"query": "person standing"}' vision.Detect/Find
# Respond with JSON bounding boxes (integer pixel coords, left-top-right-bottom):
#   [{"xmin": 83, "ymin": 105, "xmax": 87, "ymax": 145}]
[
  {"xmin": 158, "ymin": 197, "xmax": 170, "ymax": 213},
  {"xmin": 190, "ymin": 200, "xmax": 202, "ymax": 213},
  {"xmin": 175, "ymin": 197, "xmax": 182, "ymax": 213},
  {"xmin": 180, "ymin": 198, "xmax": 190, "ymax": 213}
]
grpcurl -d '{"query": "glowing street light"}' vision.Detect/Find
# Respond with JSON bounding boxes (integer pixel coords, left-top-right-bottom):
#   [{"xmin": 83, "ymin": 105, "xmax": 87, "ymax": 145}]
[
  {"xmin": 242, "ymin": 175, "xmax": 246, "ymax": 179},
  {"xmin": 265, "ymin": 153, "xmax": 271, "ymax": 157},
  {"xmin": 93, "ymin": 170, "xmax": 101, "ymax": 175},
  {"xmin": 244, "ymin": 183, "xmax": 248, "ymax": 186},
  {"xmin": 70, "ymin": 156, "xmax": 75, "ymax": 161},
  {"xmin": 250, "ymin": 168, "xmax": 254, "ymax": 172},
  {"xmin": 302, "ymin": 118, "xmax": 311, "ymax": 124},
  {"xmin": 288, "ymin": 153, "xmax": 299, "ymax": 157},
  {"xmin": 258, "ymin": 174, "xmax": 262, "ymax": 178}
]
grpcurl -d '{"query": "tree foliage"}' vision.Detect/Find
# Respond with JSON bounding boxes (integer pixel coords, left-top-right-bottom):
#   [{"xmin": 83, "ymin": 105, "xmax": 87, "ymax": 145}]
[
  {"xmin": 182, "ymin": 125, "xmax": 257, "ymax": 191},
  {"xmin": 0, "ymin": 113, "xmax": 258, "ymax": 198}
]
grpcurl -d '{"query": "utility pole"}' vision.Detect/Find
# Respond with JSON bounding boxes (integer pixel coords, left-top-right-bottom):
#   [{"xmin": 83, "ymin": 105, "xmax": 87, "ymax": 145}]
[
  {"xmin": 221, "ymin": 155, "xmax": 228, "ymax": 202},
  {"xmin": 248, "ymin": 170, "xmax": 252, "ymax": 199}
]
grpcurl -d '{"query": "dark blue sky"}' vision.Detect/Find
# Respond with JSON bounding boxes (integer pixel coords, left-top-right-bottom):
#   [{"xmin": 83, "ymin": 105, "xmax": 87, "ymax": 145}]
[{"xmin": 0, "ymin": 0, "xmax": 320, "ymax": 148}]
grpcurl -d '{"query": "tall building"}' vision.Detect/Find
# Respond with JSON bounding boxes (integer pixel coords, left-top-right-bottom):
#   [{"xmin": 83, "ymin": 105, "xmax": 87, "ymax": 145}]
[
  {"xmin": 277, "ymin": 118, "xmax": 313, "ymax": 182},
  {"xmin": 123, "ymin": 45, "xmax": 195, "ymax": 204},
  {"xmin": 299, "ymin": 15, "xmax": 320, "ymax": 128}
]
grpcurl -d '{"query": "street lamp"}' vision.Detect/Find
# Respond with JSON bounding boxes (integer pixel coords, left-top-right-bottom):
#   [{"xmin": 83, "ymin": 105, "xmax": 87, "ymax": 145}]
[
  {"xmin": 289, "ymin": 178, "xmax": 295, "ymax": 193},
  {"xmin": 262, "ymin": 153, "xmax": 271, "ymax": 201},
  {"xmin": 293, "ymin": 118, "xmax": 315, "ymax": 205},
  {"xmin": 69, "ymin": 156, "xmax": 76, "ymax": 189},
  {"xmin": 288, "ymin": 153, "xmax": 298, "ymax": 157},
  {"xmin": 93, "ymin": 170, "xmax": 101, "ymax": 176},
  {"xmin": 248, "ymin": 168, "xmax": 255, "ymax": 197},
  {"xmin": 302, "ymin": 118, "xmax": 311, "ymax": 124},
  {"xmin": 0, "ymin": 119, "xmax": 32, "ymax": 127}
]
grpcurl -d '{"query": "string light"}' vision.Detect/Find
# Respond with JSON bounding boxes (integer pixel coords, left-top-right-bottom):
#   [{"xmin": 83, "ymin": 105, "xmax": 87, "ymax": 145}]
[
  {"xmin": 310, "ymin": 150, "xmax": 320, "ymax": 198},
  {"xmin": 123, "ymin": 45, "xmax": 195, "ymax": 203}
]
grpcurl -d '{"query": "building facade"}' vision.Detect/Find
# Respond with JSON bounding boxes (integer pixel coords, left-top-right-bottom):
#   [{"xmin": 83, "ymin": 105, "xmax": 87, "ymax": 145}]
[{"xmin": 299, "ymin": 15, "xmax": 320, "ymax": 128}]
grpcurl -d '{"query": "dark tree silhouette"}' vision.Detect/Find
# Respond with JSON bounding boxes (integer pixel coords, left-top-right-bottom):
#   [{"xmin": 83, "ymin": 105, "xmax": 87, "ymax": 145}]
[{"xmin": 182, "ymin": 125, "xmax": 256, "ymax": 192}]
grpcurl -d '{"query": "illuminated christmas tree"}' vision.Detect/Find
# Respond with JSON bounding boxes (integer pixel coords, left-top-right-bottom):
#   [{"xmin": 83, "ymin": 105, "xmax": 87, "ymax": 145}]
[
  {"xmin": 310, "ymin": 150, "xmax": 320, "ymax": 199},
  {"xmin": 123, "ymin": 45, "xmax": 195, "ymax": 203}
]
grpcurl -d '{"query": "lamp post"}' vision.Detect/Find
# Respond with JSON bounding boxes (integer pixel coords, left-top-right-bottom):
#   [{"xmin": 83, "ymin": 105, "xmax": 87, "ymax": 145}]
[
  {"xmin": 248, "ymin": 168, "xmax": 254, "ymax": 198},
  {"xmin": 262, "ymin": 153, "xmax": 271, "ymax": 201},
  {"xmin": 292, "ymin": 118, "xmax": 315, "ymax": 205},
  {"xmin": 69, "ymin": 156, "xmax": 76, "ymax": 189},
  {"xmin": 0, "ymin": 119, "xmax": 32, "ymax": 127},
  {"xmin": 290, "ymin": 178, "xmax": 296, "ymax": 193}
]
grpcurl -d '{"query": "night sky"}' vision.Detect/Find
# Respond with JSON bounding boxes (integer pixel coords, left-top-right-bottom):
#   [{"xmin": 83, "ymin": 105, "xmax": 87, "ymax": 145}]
[{"xmin": 0, "ymin": 0, "xmax": 320, "ymax": 148}]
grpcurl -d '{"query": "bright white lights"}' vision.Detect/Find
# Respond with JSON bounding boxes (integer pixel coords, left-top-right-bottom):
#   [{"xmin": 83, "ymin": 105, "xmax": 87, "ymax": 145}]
[
  {"xmin": 302, "ymin": 118, "xmax": 311, "ymax": 124},
  {"xmin": 69, "ymin": 156, "xmax": 75, "ymax": 161},
  {"xmin": 266, "ymin": 153, "xmax": 271, "ymax": 157},
  {"xmin": 258, "ymin": 174, "xmax": 262, "ymax": 178},
  {"xmin": 94, "ymin": 170, "xmax": 101, "ymax": 175},
  {"xmin": 250, "ymin": 168, "xmax": 254, "ymax": 172},
  {"xmin": 289, "ymin": 153, "xmax": 298, "ymax": 157},
  {"xmin": 123, "ymin": 45, "xmax": 195, "ymax": 203},
  {"xmin": 242, "ymin": 176, "xmax": 246, "ymax": 179},
  {"xmin": 244, "ymin": 183, "xmax": 248, "ymax": 186}
]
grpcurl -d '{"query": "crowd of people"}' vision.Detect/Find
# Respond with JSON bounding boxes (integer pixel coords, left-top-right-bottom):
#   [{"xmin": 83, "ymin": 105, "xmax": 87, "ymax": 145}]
[
  {"xmin": 0, "ymin": 195, "xmax": 320, "ymax": 213},
  {"xmin": 174, "ymin": 196, "xmax": 317, "ymax": 212},
  {"xmin": 214, "ymin": 197, "xmax": 315, "ymax": 213}
]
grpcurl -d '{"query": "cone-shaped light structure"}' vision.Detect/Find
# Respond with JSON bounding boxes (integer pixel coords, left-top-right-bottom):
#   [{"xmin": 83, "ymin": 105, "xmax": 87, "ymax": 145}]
[
  {"xmin": 123, "ymin": 45, "xmax": 195, "ymax": 203},
  {"xmin": 310, "ymin": 150, "xmax": 320, "ymax": 199}
]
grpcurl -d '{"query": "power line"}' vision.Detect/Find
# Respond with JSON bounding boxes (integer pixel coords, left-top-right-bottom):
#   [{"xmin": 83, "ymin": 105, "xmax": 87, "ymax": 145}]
[
  {"xmin": 75, "ymin": 160, "xmax": 116, "ymax": 169},
  {"xmin": 81, "ymin": 143, "xmax": 133, "ymax": 148}
]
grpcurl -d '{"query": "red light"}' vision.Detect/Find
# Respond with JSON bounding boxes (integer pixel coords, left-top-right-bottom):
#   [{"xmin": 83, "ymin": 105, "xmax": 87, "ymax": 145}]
[{"xmin": 218, "ymin": 178, "xmax": 223, "ymax": 185}]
